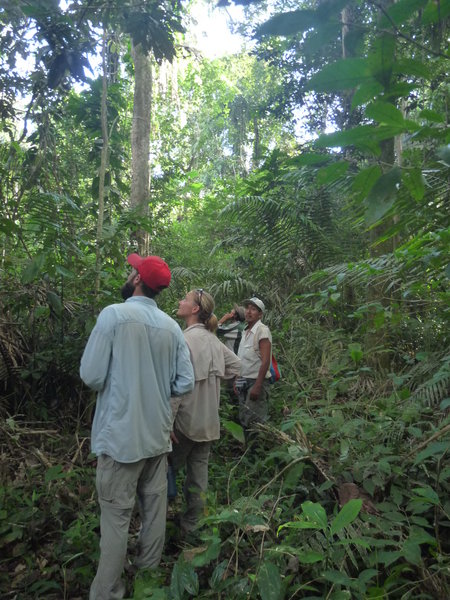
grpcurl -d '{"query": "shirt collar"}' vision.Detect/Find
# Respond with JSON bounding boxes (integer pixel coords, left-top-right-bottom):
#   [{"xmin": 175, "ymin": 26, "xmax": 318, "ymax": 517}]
[
  {"xmin": 184, "ymin": 323, "xmax": 206, "ymax": 332},
  {"xmin": 125, "ymin": 296, "xmax": 157, "ymax": 308}
]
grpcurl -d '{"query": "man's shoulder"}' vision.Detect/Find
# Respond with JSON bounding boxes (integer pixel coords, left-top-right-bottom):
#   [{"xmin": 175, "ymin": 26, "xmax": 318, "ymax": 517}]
[
  {"xmin": 254, "ymin": 320, "xmax": 271, "ymax": 339},
  {"xmin": 100, "ymin": 301, "xmax": 182, "ymax": 334}
]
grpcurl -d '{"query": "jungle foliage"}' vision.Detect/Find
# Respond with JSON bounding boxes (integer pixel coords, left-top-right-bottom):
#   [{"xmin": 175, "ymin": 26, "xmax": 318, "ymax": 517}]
[{"xmin": 0, "ymin": 0, "xmax": 449, "ymax": 598}]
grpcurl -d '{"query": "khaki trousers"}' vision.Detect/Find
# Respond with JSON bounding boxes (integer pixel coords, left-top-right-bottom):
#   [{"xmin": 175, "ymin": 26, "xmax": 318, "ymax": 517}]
[
  {"xmin": 171, "ymin": 429, "xmax": 211, "ymax": 533},
  {"xmin": 89, "ymin": 453, "xmax": 168, "ymax": 600}
]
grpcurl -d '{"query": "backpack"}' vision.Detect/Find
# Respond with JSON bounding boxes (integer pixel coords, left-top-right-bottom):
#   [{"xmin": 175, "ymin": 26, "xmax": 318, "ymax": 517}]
[{"xmin": 269, "ymin": 353, "xmax": 281, "ymax": 384}]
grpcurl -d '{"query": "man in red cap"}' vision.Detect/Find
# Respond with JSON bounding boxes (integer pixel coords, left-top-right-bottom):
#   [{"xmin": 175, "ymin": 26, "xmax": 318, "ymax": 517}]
[{"xmin": 80, "ymin": 254, "xmax": 194, "ymax": 600}]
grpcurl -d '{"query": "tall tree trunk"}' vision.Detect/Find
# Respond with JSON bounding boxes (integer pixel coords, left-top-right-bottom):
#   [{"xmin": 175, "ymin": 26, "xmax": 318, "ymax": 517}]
[
  {"xmin": 95, "ymin": 29, "xmax": 110, "ymax": 299},
  {"xmin": 253, "ymin": 115, "xmax": 260, "ymax": 166},
  {"xmin": 130, "ymin": 42, "xmax": 152, "ymax": 254},
  {"xmin": 365, "ymin": 0, "xmax": 397, "ymax": 371}
]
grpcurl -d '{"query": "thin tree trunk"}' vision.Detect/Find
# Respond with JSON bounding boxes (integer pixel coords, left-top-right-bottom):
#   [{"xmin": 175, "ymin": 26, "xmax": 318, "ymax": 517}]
[
  {"xmin": 95, "ymin": 29, "xmax": 110, "ymax": 299},
  {"xmin": 130, "ymin": 42, "xmax": 152, "ymax": 254}
]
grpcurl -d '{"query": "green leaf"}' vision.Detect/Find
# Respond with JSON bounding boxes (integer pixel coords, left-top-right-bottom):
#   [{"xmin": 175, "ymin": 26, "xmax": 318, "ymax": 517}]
[
  {"xmin": 370, "ymin": 550, "xmax": 402, "ymax": 567},
  {"xmin": 330, "ymin": 499, "xmax": 362, "ymax": 536},
  {"xmin": 380, "ymin": 0, "xmax": 427, "ymax": 27},
  {"xmin": 368, "ymin": 35, "xmax": 395, "ymax": 85},
  {"xmin": 322, "ymin": 570, "xmax": 352, "ymax": 586},
  {"xmin": 419, "ymin": 109, "xmax": 445, "ymax": 123},
  {"xmin": 21, "ymin": 253, "xmax": 47, "ymax": 284},
  {"xmin": 306, "ymin": 58, "xmax": 372, "ymax": 92},
  {"xmin": 301, "ymin": 501, "xmax": 328, "ymax": 530},
  {"xmin": 364, "ymin": 166, "xmax": 402, "ymax": 225},
  {"xmin": 440, "ymin": 398, "xmax": 450, "ymax": 410},
  {"xmin": 422, "ymin": 0, "xmax": 450, "ymax": 25},
  {"xmin": 45, "ymin": 464, "xmax": 69, "ymax": 482},
  {"xmin": 365, "ymin": 102, "xmax": 405, "ymax": 126},
  {"xmin": 257, "ymin": 562, "xmax": 283, "ymax": 600},
  {"xmin": 348, "ymin": 343, "xmax": 363, "ymax": 364},
  {"xmin": 316, "ymin": 124, "xmax": 403, "ymax": 151},
  {"xmin": 352, "ymin": 81, "xmax": 384, "ymax": 108},
  {"xmin": 414, "ymin": 441, "xmax": 450, "ymax": 464},
  {"xmin": 411, "ymin": 486, "xmax": 440, "ymax": 505},
  {"xmin": 402, "ymin": 168, "xmax": 425, "ymax": 201},
  {"xmin": 289, "ymin": 153, "xmax": 331, "ymax": 166},
  {"xmin": 222, "ymin": 419, "xmax": 245, "ymax": 444},
  {"xmin": 316, "ymin": 161, "xmax": 350, "ymax": 185},
  {"xmin": 170, "ymin": 558, "xmax": 199, "ymax": 599},
  {"xmin": 437, "ymin": 144, "xmax": 450, "ymax": 166},
  {"xmin": 296, "ymin": 550, "xmax": 325, "ymax": 564},
  {"xmin": 0, "ymin": 217, "xmax": 20, "ymax": 235},
  {"xmin": 257, "ymin": 10, "xmax": 319, "ymax": 37},
  {"xmin": 267, "ymin": 544, "xmax": 323, "ymax": 563},
  {"xmin": 47, "ymin": 291, "xmax": 62, "ymax": 316},
  {"xmin": 352, "ymin": 165, "xmax": 383, "ymax": 202},
  {"xmin": 392, "ymin": 59, "xmax": 431, "ymax": 79},
  {"xmin": 55, "ymin": 265, "xmax": 76, "ymax": 278},
  {"xmin": 278, "ymin": 519, "xmax": 323, "ymax": 533},
  {"xmin": 190, "ymin": 536, "xmax": 221, "ymax": 567},
  {"xmin": 209, "ymin": 560, "xmax": 228, "ymax": 591},
  {"xmin": 402, "ymin": 540, "xmax": 422, "ymax": 565}
]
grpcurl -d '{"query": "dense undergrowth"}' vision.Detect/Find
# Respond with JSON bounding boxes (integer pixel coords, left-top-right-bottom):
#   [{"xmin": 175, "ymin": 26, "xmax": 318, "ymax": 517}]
[{"xmin": 1, "ymin": 354, "xmax": 448, "ymax": 599}]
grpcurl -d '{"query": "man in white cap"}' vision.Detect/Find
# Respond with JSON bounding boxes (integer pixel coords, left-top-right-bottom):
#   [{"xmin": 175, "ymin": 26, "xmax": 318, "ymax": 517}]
[
  {"xmin": 235, "ymin": 297, "xmax": 272, "ymax": 436},
  {"xmin": 80, "ymin": 254, "xmax": 195, "ymax": 600}
]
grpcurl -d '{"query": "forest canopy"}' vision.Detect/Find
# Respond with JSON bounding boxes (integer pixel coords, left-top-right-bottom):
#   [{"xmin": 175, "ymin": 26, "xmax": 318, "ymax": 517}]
[{"xmin": 0, "ymin": 0, "xmax": 449, "ymax": 598}]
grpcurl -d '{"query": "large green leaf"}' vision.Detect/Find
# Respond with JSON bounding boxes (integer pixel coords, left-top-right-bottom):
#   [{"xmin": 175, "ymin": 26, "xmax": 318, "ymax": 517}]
[
  {"xmin": 380, "ymin": 0, "xmax": 427, "ymax": 27},
  {"xmin": 368, "ymin": 34, "xmax": 395, "ymax": 86},
  {"xmin": 392, "ymin": 59, "xmax": 431, "ymax": 79},
  {"xmin": 170, "ymin": 558, "xmax": 198, "ymax": 600},
  {"xmin": 289, "ymin": 153, "xmax": 331, "ymax": 166},
  {"xmin": 352, "ymin": 165, "xmax": 383, "ymax": 202},
  {"xmin": 315, "ymin": 124, "xmax": 403, "ymax": 151},
  {"xmin": 316, "ymin": 161, "xmax": 349, "ymax": 185},
  {"xmin": 256, "ymin": 10, "xmax": 319, "ymax": 37},
  {"xmin": 365, "ymin": 101, "xmax": 405, "ymax": 126},
  {"xmin": 351, "ymin": 80, "xmax": 384, "ymax": 108},
  {"xmin": 222, "ymin": 419, "xmax": 245, "ymax": 444},
  {"xmin": 306, "ymin": 58, "xmax": 372, "ymax": 92},
  {"xmin": 413, "ymin": 441, "xmax": 450, "ymax": 464},
  {"xmin": 422, "ymin": 0, "xmax": 450, "ymax": 25},
  {"xmin": 21, "ymin": 253, "xmax": 47, "ymax": 284},
  {"xmin": 402, "ymin": 168, "xmax": 425, "ymax": 201},
  {"xmin": 437, "ymin": 144, "xmax": 450, "ymax": 166},
  {"xmin": 364, "ymin": 166, "xmax": 402, "ymax": 225},
  {"xmin": 330, "ymin": 499, "xmax": 362, "ymax": 536},
  {"xmin": 322, "ymin": 569, "xmax": 353, "ymax": 586},
  {"xmin": 257, "ymin": 562, "xmax": 283, "ymax": 600},
  {"xmin": 301, "ymin": 501, "xmax": 328, "ymax": 530}
]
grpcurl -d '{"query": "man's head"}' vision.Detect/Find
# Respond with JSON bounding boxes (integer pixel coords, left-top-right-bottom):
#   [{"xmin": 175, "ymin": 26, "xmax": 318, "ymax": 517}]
[
  {"xmin": 243, "ymin": 297, "xmax": 265, "ymax": 326},
  {"xmin": 121, "ymin": 254, "xmax": 171, "ymax": 300},
  {"xmin": 233, "ymin": 304, "xmax": 246, "ymax": 322}
]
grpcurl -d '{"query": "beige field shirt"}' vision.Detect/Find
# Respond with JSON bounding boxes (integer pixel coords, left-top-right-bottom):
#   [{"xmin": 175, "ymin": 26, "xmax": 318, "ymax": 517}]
[
  {"xmin": 237, "ymin": 319, "xmax": 272, "ymax": 379},
  {"xmin": 171, "ymin": 324, "xmax": 241, "ymax": 442}
]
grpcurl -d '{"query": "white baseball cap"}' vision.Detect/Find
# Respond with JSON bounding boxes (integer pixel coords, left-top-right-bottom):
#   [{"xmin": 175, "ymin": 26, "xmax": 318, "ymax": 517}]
[{"xmin": 243, "ymin": 297, "xmax": 265, "ymax": 312}]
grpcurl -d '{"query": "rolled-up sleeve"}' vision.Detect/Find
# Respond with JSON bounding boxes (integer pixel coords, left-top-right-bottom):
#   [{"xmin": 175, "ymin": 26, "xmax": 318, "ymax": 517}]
[
  {"xmin": 171, "ymin": 331, "xmax": 195, "ymax": 396},
  {"xmin": 80, "ymin": 309, "xmax": 114, "ymax": 391}
]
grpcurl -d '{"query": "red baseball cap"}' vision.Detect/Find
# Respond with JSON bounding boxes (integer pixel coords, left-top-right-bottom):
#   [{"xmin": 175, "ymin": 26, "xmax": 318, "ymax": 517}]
[{"xmin": 127, "ymin": 254, "xmax": 171, "ymax": 289}]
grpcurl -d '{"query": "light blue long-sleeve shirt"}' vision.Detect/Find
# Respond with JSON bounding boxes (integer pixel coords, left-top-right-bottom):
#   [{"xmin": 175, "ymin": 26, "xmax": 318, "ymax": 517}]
[{"xmin": 80, "ymin": 296, "xmax": 194, "ymax": 462}]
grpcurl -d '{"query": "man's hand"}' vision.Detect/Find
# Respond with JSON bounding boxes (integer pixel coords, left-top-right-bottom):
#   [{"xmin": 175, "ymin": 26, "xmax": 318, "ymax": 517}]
[
  {"xmin": 170, "ymin": 431, "xmax": 179, "ymax": 444},
  {"xmin": 219, "ymin": 310, "xmax": 235, "ymax": 325},
  {"xmin": 249, "ymin": 382, "xmax": 262, "ymax": 401}
]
